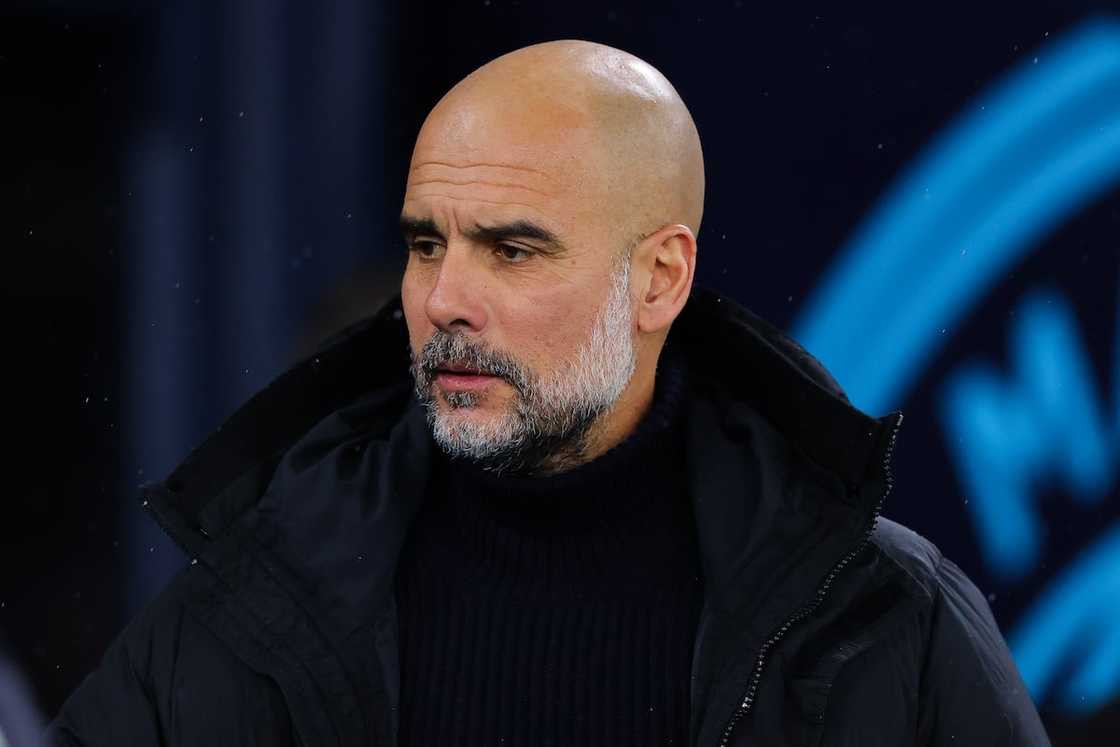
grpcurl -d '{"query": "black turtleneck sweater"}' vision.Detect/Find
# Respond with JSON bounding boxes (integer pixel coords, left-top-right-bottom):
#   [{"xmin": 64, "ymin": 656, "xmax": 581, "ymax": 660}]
[{"xmin": 393, "ymin": 359, "xmax": 704, "ymax": 745}]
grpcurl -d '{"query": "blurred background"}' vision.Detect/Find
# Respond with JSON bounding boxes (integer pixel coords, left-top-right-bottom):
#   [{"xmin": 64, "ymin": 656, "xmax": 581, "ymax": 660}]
[{"xmin": 2, "ymin": 0, "xmax": 1119, "ymax": 744}]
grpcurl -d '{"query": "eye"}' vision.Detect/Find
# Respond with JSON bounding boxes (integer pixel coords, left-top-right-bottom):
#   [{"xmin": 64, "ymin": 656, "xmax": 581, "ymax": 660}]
[
  {"xmin": 408, "ymin": 240, "xmax": 444, "ymax": 260},
  {"xmin": 495, "ymin": 244, "xmax": 532, "ymax": 263}
]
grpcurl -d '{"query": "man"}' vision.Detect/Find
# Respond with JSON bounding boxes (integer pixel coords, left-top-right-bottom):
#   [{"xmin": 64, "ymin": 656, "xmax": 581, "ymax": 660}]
[{"xmin": 48, "ymin": 40, "xmax": 1049, "ymax": 745}]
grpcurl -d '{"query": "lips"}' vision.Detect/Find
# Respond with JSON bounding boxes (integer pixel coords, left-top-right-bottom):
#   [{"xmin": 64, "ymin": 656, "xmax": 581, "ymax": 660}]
[
  {"xmin": 432, "ymin": 363, "xmax": 501, "ymax": 395},
  {"xmin": 437, "ymin": 362, "xmax": 490, "ymax": 376}
]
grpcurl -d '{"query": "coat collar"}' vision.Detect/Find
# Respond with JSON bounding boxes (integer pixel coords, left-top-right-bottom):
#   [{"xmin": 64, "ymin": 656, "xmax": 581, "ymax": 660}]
[{"xmin": 144, "ymin": 285, "xmax": 897, "ymax": 544}]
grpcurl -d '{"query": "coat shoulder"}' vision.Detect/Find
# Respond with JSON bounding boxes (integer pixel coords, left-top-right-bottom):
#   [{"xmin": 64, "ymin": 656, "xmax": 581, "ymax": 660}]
[{"xmin": 869, "ymin": 517, "xmax": 946, "ymax": 601}]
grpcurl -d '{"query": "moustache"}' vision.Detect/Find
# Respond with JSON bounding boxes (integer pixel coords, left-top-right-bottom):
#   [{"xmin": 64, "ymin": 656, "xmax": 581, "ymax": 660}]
[{"xmin": 414, "ymin": 331, "xmax": 528, "ymax": 389}]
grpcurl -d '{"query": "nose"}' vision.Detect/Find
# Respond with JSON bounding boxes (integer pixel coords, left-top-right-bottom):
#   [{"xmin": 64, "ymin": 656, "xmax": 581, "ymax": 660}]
[{"xmin": 424, "ymin": 246, "xmax": 488, "ymax": 334}]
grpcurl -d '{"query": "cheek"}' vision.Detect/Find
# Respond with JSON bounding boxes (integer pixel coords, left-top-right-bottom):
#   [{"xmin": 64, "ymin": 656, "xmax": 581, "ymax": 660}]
[{"xmin": 498, "ymin": 291, "xmax": 598, "ymax": 364}]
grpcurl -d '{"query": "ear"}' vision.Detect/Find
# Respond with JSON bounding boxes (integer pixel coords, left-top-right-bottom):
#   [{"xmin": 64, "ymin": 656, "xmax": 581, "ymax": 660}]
[{"xmin": 633, "ymin": 223, "xmax": 697, "ymax": 334}]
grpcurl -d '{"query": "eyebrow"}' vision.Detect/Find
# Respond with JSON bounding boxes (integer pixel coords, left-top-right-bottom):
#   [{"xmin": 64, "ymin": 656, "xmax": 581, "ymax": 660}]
[{"xmin": 399, "ymin": 214, "xmax": 566, "ymax": 254}]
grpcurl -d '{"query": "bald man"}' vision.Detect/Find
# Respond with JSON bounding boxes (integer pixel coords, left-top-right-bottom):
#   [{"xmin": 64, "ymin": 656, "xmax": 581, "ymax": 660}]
[{"xmin": 49, "ymin": 41, "xmax": 1048, "ymax": 746}]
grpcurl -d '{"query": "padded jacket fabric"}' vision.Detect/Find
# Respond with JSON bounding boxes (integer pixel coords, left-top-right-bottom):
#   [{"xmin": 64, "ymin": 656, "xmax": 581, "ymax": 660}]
[{"xmin": 46, "ymin": 288, "xmax": 1050, "ymax": 746}]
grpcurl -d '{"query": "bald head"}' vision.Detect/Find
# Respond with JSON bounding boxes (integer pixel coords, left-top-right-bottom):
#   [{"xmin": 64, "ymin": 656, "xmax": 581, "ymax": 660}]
[
  {"xmin": 401, "ymin": 41, "xmax": 703, "ymax": 473},
  {"xmin": 410, "ymin": 40, "xmax": 705, "ymax": 244}
]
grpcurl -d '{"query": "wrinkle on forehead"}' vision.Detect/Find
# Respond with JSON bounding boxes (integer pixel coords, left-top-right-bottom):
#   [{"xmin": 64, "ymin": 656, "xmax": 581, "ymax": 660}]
[
  {"xmin": 409, "ymin": 177, "xmax": 556, "ymax": 198},
  {"xmin": 403, "ymin": 193, "xmax": 551, "ymax": 212},
  {"xmin": 408, "ymin": 158, "xmax": 563, "ymax": 205},
  {"xmin": 409, "ymin": 160, "xmax": 559, "ymax": 182}
]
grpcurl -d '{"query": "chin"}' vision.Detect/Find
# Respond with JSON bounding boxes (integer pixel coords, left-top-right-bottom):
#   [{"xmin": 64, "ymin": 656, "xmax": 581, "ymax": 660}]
[{"xmin": 438, "ymin": 383, "xmax": 512, "ymax": 409}]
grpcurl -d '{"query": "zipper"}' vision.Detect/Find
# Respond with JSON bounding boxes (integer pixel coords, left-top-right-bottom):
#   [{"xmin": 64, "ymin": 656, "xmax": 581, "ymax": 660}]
[{"xmin": 717, "ymin": 411, "xmax": 903, "ymax": 746}]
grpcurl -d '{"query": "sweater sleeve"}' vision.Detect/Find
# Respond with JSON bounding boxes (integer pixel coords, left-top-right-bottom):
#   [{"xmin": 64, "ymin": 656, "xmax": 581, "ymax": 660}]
[{"xmin": 917, "ymin": 556, "xmax": 1051, "ymax": 746}]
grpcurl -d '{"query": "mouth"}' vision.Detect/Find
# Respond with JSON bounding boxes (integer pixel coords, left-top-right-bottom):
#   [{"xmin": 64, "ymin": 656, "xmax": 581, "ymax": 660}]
[
  {"xmin": 438, "ymin": 361, "xmax": 488, "ymax": 375},
  {"xmin": 433, "ymin": 361, "xmax": 502, "ymax": 393}
]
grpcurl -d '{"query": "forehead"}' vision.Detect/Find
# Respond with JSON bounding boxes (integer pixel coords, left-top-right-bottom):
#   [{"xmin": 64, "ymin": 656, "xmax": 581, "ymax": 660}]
[
  {"xmin": 408, "ymin": 154, "xmax": 560, "ymax": 200},
  {"xmin": 404, "ymin": 156, "xmax": 575, "ymax": 237},
  {"xmin": 403, "ymin": 162, "xmax": 559, "ymax": 236},
  {"xmin": 404, "ymin": 101, "xmax": 605, "ymax": 228}
]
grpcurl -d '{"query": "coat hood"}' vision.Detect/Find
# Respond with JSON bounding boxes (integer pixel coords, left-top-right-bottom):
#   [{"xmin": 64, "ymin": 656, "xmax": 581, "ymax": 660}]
[{"xmin": 143, "ymin": 285, "xmax": 898, "ymax": 551}]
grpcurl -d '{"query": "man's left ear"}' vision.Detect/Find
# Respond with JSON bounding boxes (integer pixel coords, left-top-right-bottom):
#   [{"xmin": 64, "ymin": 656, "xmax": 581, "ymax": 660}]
[{"xmin": 634, "ymin": 223, "xmax": 697, "ymax": 334}]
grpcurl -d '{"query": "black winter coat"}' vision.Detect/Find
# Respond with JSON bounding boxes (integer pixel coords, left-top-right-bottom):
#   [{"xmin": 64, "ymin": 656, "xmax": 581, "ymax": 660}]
[{"xmin": 47, "ymin": 288, "xmax": 1050, "ymax": 746}]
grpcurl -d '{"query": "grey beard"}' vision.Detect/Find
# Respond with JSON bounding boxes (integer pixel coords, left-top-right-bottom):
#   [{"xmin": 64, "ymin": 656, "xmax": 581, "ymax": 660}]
[
  {"xmin": 409, "ymin": 259, "xmax": 636, "ymax": 475},
  {"xmin": 443, "ymin": 390, "xmax": 480, "ymax": 409}
]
